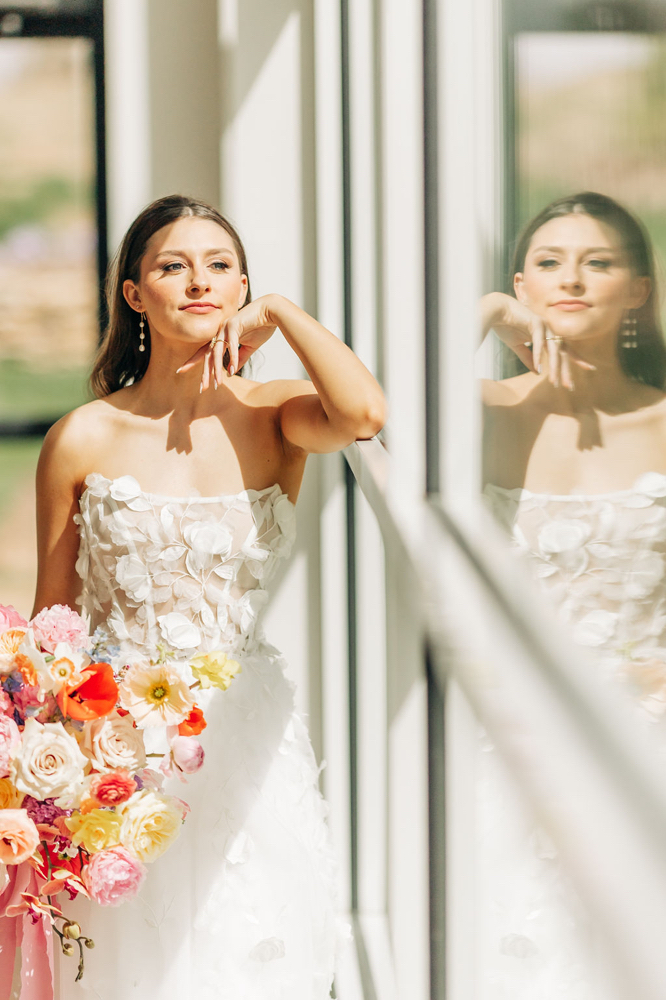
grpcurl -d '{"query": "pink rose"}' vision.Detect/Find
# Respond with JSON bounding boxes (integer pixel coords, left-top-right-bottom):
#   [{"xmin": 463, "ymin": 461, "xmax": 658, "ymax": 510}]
[
  {"xmin": 0, "ymin": 689, "xmax": 12, "ymax": 716},
  {"xmin": 0, "ymin": 809, "xmax": 40, "ymax": 864},
  {"xmin": 89, "ymin": 769, "xmax": 137, "ymax": 807},
  {"xmin": 0, "ymin": 716, "xmax": 20, "ymax": 777},
  {"xmin": 12, "ymin": 685, "xmax": 45, "ymax": 718},
  {"xmin": 160, "ymin": 736, "xmax": 204, "ymax": 783},
  {"xmin": 83, "ymin": 846, "xmax": 147, "ymax": 906},
  {"xmin": 0, "ymin": 606, "xmax": 27, "ymax": 631},
  {"xmin": 30, "ymin": 605, "xmax": 89, "ymax": 654}
]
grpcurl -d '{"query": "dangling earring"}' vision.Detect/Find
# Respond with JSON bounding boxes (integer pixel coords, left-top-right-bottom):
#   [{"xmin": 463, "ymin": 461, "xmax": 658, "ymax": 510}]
[
  {"xmin": 622, "ymin": 311, "xmax": 638, "ymax": 349},
  {"xmin": 139, "ymin": 312, "xmax": 146, "ymax": 352}
]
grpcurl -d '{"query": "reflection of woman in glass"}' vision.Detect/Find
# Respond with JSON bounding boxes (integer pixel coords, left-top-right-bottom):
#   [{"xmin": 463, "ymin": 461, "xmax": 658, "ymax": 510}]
[{"xmin": 479, "ymin": 192, "xmax": 666, "ymax": 997}]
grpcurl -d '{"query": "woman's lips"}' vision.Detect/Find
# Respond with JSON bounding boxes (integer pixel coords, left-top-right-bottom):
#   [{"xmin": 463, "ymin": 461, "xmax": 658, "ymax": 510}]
[
  {"xmin": 550, "ymin": 301, "xmax": 591, "ymax": 311},
  {"xmin": 181, "ymin": 303, "xmax": 218, "ymax": 313}
]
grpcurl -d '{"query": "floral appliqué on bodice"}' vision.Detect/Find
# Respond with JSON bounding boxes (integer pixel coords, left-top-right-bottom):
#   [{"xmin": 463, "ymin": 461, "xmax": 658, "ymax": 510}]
[
  {"xmin": 74, "ymin": 473, "xmax": 297, "ymax": 659},
  {"xmin": 484, "ymin": 472, "xmax": 666, "ymax": 724}
]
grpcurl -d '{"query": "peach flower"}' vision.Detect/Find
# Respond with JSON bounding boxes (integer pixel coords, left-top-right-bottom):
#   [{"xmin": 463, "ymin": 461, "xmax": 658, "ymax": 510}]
[
  {"xmin": 89, "ymin": 769, "xmax": 137, "ymax": 807},
  {"xmin": 0, "ymin": 715, "xmax": 20, "ymax": 778},
  {"xmin": 0, "ymin": 809, "xmax": 40, "ymax": 865}
]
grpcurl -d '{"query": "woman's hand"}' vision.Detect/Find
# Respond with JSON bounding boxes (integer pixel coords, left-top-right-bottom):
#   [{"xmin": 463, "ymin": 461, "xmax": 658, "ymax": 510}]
[
  {"xmin": 481, "ymin": 292, "xmax": 595, "ymax": 390},
  {"xmin": 176, "ymin": 295, "xmax": 279, "ymax": 391}
]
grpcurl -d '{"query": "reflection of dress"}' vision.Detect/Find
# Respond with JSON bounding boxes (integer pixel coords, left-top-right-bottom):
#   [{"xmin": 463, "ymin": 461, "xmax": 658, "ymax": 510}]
[
  {"xmin": 479, "ymin": 474, "xmax": 666, "ymax": 999},
  {"xmin": 56, "ymin": 473, "xmax": 340, "ymax": 1000}
]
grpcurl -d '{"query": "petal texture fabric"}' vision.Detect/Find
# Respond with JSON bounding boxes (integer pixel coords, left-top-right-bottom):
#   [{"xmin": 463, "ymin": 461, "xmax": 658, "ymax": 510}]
[{"xmin": 54, "ymin": 475, "xmax": 341, "ymax": 1000}]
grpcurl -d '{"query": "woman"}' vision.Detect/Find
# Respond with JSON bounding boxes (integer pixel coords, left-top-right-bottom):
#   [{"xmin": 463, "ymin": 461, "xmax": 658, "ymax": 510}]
[
  {"xmin": 478, "ymin": 192, "xmax": 666, "ymax": 997},
  {"xmin": 33, "ymin": 194, "xmax": 386, "ymax": 999}
]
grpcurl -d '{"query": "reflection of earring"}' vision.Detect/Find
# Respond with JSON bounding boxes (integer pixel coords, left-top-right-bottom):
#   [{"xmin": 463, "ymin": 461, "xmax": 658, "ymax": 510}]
[
  {"xmin": 622, "ymin": 312, "xmax": 638, "ymax": 348},
  {"xmin": 139, "ymin": 312, "xmax": 146, "ymax": 352}
]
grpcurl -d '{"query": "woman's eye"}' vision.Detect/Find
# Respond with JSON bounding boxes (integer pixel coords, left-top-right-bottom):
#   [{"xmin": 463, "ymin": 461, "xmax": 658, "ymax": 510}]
[
  {"xmin": 162, "ymin": 262, "xmax": 184, "ymax": 272},
  {"xmin": 587, "ymin": 258, "xmax": 611, "ymax": 269},
  {"xmin": 210, "ymin": 261, "xmax": 230, "ymax": 270},
  {"xmin": 536, "ymin": 258, "xmax": 558, "ymax": 269}
]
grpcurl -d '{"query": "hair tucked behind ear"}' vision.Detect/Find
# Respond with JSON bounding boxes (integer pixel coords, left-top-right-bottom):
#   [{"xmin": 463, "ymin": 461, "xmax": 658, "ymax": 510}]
[
  {"xmin": 513, "ymin": 191, "xmax": 666, "ymax": 390},
  {"xmin": 91, "ymin": 195, "xmax": 251, "ymax": 398}
]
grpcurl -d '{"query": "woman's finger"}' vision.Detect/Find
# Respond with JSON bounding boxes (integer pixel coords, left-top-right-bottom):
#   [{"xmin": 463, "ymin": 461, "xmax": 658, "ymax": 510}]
[
  {"xmin": 531, "ymin": 320, "xmax": 546, "ymax": 375},
  {"xmin": 200, "ymin": 347, "xmax": 213, "ymax": 393},
  {"xmin": 176, "ymin": 343, "xmax": 208, "ymax": 374},
  {"xmin": 547, "ymin": 337, "xmax": 561, "ymax": 388},
  {"xmin": 560, "ymin": 349, "xmax": 573, "ymax": 391}
]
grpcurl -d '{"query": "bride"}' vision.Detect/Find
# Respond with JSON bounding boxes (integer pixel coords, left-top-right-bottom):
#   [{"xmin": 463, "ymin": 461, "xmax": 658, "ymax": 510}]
[
  {"xmin": 32, "ymin": 194, "xmax": 386, "ymax": 999},
  {"xmin": 479, "ymin": 191, "xmax": 666, "ymax": 997}
]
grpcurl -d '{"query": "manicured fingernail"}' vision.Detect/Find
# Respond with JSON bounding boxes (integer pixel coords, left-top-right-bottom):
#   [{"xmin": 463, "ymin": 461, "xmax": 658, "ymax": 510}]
[
  {"xmin": 229, "ymin": 365, "xmax": 235, "ymax": 376},
  {"xmin": 214, "ymin": 375, "xmax": 218, "ymax": 390},
  {"xmin": 537, "ymin": 364, "xmax": 541, "ymax": 374},
  {"xmin": 176, "ymin": 366, "xmax": 183, "ymax": 374},
  {"xmin": 199, "ymin": 384, "xmax": 203, "ymax": 394}
]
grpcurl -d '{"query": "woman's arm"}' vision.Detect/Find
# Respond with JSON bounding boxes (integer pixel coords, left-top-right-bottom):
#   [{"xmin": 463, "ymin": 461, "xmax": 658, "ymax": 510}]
[
  {"xmin": 32, "ymin": 414, "xmax": 89, "ymax": 615},
  {"xmin": 182, "ymin": 294, "xmax": 387, "ymax": 454}
]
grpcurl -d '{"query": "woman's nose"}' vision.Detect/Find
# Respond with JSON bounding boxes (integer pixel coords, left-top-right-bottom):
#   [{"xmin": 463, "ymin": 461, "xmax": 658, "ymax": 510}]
[
  {"xmin": 188, "ymin": 267, "xmax": 211, "ymax": 293},
  {"xmin": 559, "ymin": 268, "xmax": 584, "ymax": 291}
]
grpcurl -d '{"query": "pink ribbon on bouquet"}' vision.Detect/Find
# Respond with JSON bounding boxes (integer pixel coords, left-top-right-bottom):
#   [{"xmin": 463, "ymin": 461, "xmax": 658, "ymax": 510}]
[{"xmin": 0, "ymin": 862, "xmax": 54, "ymax": 1000}]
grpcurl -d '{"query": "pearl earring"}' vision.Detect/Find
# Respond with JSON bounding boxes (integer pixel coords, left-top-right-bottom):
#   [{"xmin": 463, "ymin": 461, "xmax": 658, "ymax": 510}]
[
  {"xmin": 139, "ymin": 312, "xmax": 146, "ymax": 352},
  {"xmin": 621, "ymin": 312, "xmax": 638, "ymax": 349}
]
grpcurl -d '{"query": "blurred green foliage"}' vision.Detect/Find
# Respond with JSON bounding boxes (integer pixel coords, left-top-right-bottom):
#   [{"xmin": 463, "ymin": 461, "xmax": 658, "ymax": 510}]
[
  {"xmin": 0, "ymin": 176, "xmax": 83, "ymax": 239},
  {"xmin": 0, "ymin": 359, "xmax": 90, "ymax": 420},
  {"xmin": 0, "ymin": 438, "xmax": 41, "ymax": 518}
]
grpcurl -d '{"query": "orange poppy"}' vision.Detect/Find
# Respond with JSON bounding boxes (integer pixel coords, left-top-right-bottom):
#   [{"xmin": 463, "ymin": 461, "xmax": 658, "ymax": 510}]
[
  {"xmin": 57, "ymin": 661, "xmax": 118, "ymax": 721},
  {"xmin": 0, "ymin": 629, "xmax": 26, "ymax": 654},
  {"xmin": 178, "ymin": 705, "xmax": 207, "ymax": 736}
]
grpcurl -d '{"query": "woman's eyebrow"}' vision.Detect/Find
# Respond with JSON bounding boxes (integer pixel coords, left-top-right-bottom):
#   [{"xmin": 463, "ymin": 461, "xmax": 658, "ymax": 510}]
[
  {"xmin": 531, "ymin": 245, "xmax": 615, "ymax": 254},
  {"xmin": 154, "ymin": 247, "xmax": 236, "ymax": 258}
]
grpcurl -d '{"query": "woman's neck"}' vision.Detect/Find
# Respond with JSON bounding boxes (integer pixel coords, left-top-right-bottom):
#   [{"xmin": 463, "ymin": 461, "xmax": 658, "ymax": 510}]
[{"xmin": 130, "ymin": 340, "xmax": 233, "ymax": 416}]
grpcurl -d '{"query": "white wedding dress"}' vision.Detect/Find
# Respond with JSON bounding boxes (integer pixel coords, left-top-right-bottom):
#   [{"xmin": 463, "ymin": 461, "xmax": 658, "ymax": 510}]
[
  {"xmin": 478, "ymin": 473, "xmax": 666, "ymax": 999},
  {"xmin": 55, "ymin": 473, "xmax": 341, "ymax": 1000}
]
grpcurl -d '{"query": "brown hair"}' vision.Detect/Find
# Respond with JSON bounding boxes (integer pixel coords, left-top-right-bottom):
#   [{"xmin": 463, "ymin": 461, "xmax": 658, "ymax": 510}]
[
  {"xmin": 513, "ymin": 191, "xmax": 666, "ymax": 390},
  {"xmin": 91, "ymin": 194, "xmax": 251, "ymax": 397}
]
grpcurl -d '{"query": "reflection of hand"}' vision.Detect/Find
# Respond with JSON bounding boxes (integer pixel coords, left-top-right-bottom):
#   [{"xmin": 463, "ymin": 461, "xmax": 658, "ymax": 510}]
[
  {"xmin": 176, "ymin": 296, "xmax": 278, "ymax": 391},
  {"xmin": 481, "ymin": 292, "xmax": 595, "ymax": 390}
]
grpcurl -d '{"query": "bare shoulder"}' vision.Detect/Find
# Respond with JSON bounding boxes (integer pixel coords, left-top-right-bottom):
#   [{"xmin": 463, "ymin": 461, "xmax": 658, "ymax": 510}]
[
  {"xmin": 481, "ymin": 372, "xmax": 536, "ymax": 407},
  {"xmin": 39, "ymin": 396, "xmax": 126, "ymax": 491}
]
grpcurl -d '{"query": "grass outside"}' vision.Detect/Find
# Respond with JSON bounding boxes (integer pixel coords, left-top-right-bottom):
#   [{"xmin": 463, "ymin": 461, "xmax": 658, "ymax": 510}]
[
  {"xmin": 0, "ymin": 358, "xmax": 90, "ymax": 420},
  {"xmin": 0, "ymin": 438, "xmax": 41, "ymax": 518}
]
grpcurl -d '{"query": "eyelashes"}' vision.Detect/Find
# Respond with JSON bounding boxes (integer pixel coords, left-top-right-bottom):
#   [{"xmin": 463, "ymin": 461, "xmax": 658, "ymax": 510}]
[{"xmin": 161, "ymin": 261, "xmax": 231, "ymax": 273}]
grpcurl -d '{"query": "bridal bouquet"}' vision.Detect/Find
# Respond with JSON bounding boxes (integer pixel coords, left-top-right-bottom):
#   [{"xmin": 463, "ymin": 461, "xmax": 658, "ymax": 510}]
[{"xmin": 0, "ymin": 602, "xmax": 240, "ymax": 992}]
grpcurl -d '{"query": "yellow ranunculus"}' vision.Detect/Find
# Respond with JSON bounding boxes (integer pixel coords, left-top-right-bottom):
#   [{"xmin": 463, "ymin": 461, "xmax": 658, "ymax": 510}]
[
  {"xmin": 0, "ymin": 778, "xmax": 24, "ymax": 809},
  {"xmin": 66, "ymin": 808, "xmax": 123, "ymax": 853},
  {"xmin": 189, "ymin": 650, "xmax": 241, "ymax": 691},
  {"xmin": 118, "ymin": 790, "xmax": 184, "ymax": 863}
]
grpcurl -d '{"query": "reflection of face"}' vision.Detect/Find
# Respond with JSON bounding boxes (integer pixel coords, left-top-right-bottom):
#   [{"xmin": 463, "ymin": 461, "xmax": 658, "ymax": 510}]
[
  {"xmin": 514, "ymin": 213, "xmax": 649, "ymax": 343},
  {"xmin": 123, "ymin": 217, "xmax": 248, "ymax": 346}
]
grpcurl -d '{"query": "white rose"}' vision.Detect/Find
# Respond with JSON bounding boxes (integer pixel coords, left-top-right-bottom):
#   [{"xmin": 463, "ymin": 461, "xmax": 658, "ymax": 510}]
[
  {"xmin": 116, "ymin": 554, "xmax": 152, "ymax": 603},
  {"xmin": 118, "ymin": 789, "xmax": 184, "ymax": 863},
  {"xmin": 82, "ymin": 712, "xmax": 147, "ymax": 773},
  {"xmin": 625, "ymin": 551, "xmax": 664, "ymax": 599},
  {"xmin": 11, "ymin": 719, "xmax": 87, "ymax": 800},
  {"xmin": 157, "ymin": 612, "xmax": 201, "ymax": 650}
]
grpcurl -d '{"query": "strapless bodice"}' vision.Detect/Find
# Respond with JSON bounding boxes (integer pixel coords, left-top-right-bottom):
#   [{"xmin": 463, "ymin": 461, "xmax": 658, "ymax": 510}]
[
  {"xmin": 484, "ymin": 472, "xmax": 666, "ymax": 721},
  {"xmin": 74, "ymin": 473, "xmax": 297, "ymax": 659}
]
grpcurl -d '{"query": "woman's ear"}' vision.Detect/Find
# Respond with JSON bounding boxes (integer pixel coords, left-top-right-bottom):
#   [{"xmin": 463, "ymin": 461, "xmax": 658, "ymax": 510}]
[
  {"xmin": 514, "ymin": 272, "xmax": 527, "ymax": 304},
  {"xmin": 238, "ymin": 275, "xmax": 249, "ymax": 309},
  {"xmin": 123, "ymin": 279, "xmax": 143, "ymax": 312}
]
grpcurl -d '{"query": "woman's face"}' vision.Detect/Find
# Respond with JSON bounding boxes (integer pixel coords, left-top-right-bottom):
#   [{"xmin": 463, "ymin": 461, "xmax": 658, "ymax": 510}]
[
  {"xmin": 123, "ymin": 216, "xmax": 248, "ymax": 346},
  {"xmin": 514, "ymin": 213, "xmax": 650, "ymax": 344}
]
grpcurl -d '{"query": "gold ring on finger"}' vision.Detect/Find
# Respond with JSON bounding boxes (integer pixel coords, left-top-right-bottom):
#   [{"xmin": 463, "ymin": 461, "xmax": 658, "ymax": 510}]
[
  {"xmin": 545, "ymin": 334, "xmax": 563, "ymax": 344},
  {"xmin": 210, "ymin": 335, "xmax": 218, "ymax": 349}
]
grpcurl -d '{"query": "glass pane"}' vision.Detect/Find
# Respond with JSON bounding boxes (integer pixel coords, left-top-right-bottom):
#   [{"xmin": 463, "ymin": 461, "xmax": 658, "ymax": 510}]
[
  {"xmin": 516, "ymin": 33, "xmax": 666, "ymax": 282},
  {"xmin": 0, "ymin": 36, "xmax": 97, "ymax": 422}
]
